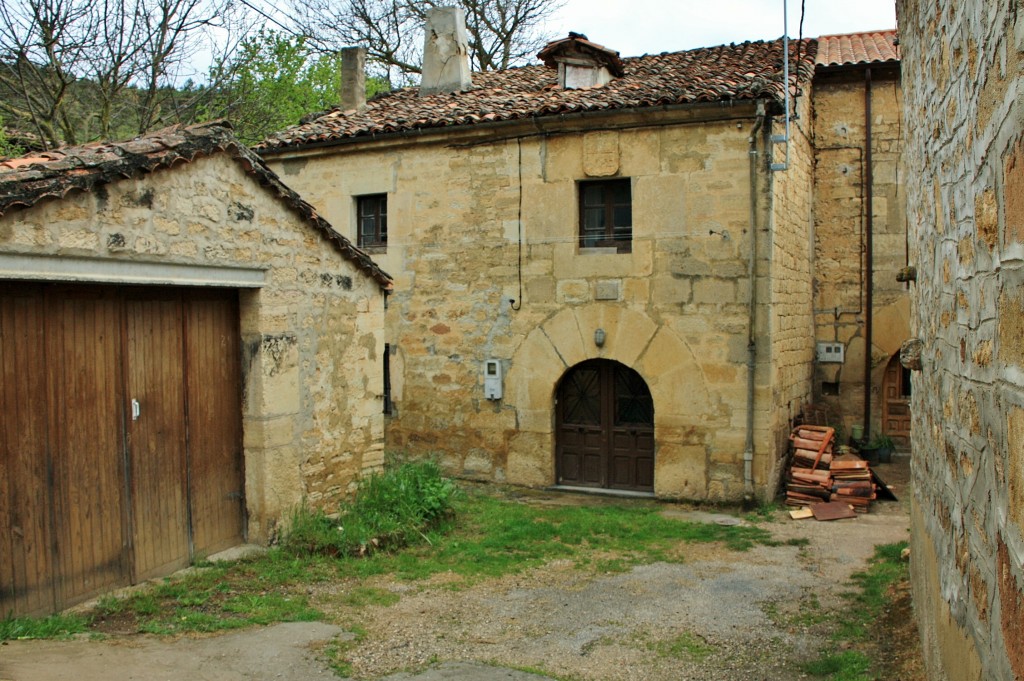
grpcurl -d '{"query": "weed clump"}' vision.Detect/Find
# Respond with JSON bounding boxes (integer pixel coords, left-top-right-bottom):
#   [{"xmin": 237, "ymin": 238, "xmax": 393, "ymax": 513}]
[{"xmin": 284, "ymin": 459, "xmax": 459, "ymax": 557}]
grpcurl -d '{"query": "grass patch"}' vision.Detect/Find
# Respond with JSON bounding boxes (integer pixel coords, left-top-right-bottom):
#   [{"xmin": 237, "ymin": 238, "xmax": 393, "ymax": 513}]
[
  {"xmin": 341, "ymin": 491, "xmax": 778, "ymax": 584},
  {"xmin": 801, "ymin": 541, "xmax": 910, "ymax": 680},
  {"xmin": 650, "ymin": 631, "xmax": 714, "ymax": 661},
  {"xmin": 284, "ymin": 459, "xmax": 460, "ymax": 558},
  {"xmin": 89, "ymin": 559, "xmax": 323, "ymax": 636},
  {"xmin": 803, "ymin": 650, "xmax": 872, "ymax": 680},
  {"xmin": 324, "ymin": 623, "xmax": 367, "ymax": 677},
  {"xmin": 335, "ymin": 586, "xmax": 400, "ymax": 608},
  {"xmin": 0, "ymin": 613, "xmax": 90, "ymax": 641},
  {"xmin": 7, "ymin": 463, "xmax": 796, "ymax": 643}
]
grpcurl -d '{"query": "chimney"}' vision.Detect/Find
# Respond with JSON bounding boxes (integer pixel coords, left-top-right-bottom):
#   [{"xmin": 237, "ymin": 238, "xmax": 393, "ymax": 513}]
[
  {"xmin": 419, "ymin": 7, "xmax": 472, "ymax": 96},
  {"xmin": 340, "ymin": 47, "xmax": 367, "ymax": 111}
]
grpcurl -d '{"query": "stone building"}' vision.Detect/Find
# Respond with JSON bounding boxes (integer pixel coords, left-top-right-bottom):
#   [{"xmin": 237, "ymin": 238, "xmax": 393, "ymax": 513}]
[
  {"xmin": 260, "ymin": 13, "xmax": 905, "ymax": 503},
  {"xmin": 0, "ymin": 122, "xmax": 390, "ymax": 616},
  {"xmin": 898, "ymin": 1, "xmax": 1024, "ymax": 679},
  {"xmin": 811, "ymin": 32, "xmax": 909, "ymax": 445}
]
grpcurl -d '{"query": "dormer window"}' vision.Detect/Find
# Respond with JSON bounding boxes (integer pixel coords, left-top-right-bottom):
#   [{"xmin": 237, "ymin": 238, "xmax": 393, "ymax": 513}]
[{"xmin": 538, "ymin": 33, "xmax": 625, "ymax": 90}]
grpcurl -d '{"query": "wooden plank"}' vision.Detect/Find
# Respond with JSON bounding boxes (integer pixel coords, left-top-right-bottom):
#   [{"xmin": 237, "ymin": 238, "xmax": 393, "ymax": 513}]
[
  {"xmin": 48, "ymin": 288, "xmax": 128, "ymax": 609},
  {"xmin": 125, "ymin": 294, "xmax": 190, "ymax": 581},
  {"xmin": 184, "ymin": 291, "xmax": 245, "ymax": 557},
  {"xmin": 0, "ymin": 286, "xmax": 57, "ymax": 617}
]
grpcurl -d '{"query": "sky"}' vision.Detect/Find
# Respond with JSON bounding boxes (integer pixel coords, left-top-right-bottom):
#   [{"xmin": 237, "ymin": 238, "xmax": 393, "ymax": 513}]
[{"xmin": 540, "ymin": 0, "xmax": 898, "ymax": 57}]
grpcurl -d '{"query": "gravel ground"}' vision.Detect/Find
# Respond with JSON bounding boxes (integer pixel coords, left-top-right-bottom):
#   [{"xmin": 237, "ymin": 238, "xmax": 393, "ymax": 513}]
[{"xmin": 0, "ymin": 458, "xmax": 914, "ymax": 681}]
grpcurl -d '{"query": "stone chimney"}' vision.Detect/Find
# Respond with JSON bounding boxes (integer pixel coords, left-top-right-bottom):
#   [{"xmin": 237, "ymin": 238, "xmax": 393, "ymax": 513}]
[
  {"xmin": 340, "ymin": 47, "xmax": 367, "ymax": 111},
  {"xmin": 419, "ymin": 7, "xmax": 472, "ymax": 96}
]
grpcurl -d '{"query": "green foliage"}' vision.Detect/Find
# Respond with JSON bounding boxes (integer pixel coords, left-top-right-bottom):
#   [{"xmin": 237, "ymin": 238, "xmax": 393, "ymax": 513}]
[
  {"xmin": 866, "ymin": 433, "xmax": 895, "ymax": 450},
  {"xmin": 802, "ymin": 650, "xmax": 873, "ymax": 680},
  {"xmin": 650, "ymin": 631, "xmax": 715, "ymax": 661},
  {"xmin": 210, "ymin": 29, "xmax": 388, "ymax": 144},
  {"xmin": 325, "ymin": 623, "xmax": 368, "ymax": 677},
  {"xmin": 0, "ymin": 117, "xmax": 24, "ymax": 159},
  {"xmin": 335, "ymin": 586, "xmax": 400, "ymax": 608},
  {"xmin": 90, "ymin": 561, "xmax": 321, "ymax": 635},
  {"xmin": 0, "ymin": 613, "xmax": 90, "ymax": 641},
  {"xmin": 338, "ymin": 491, "xmax": 776, "ymax": 584},
  {"xmin": 802, "ymin": 541, "xmax": 910, "ymax": 679},
  {"xmin": 282, "ymin": 459, "xmax": 460, "ymax": 557}
]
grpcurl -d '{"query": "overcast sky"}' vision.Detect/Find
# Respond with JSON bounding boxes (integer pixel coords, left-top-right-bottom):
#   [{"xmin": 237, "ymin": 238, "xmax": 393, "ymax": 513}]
[{"xmin": 540, "ymin": 0, "xmax": 898, "ymax": 57}]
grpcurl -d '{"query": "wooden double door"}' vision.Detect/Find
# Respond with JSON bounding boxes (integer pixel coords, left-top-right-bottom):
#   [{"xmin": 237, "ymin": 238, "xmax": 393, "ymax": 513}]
[
  {"xmin": 556, "ymin": 359, "xmax": 655, "ymax": 491},
  {"xmin": 1, "ymin": 284, "xmax": 244, "ymax": 617}
]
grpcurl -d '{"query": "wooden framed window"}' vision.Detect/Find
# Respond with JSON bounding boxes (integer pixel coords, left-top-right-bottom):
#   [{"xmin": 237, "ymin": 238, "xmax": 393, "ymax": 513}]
[
  {"xmin": 358, "ymin": 194, "xmax": 387, "ymax": 250},
  {"xmin": 579, "ymin": 179, "xmax": 631, "ymax": 253}
]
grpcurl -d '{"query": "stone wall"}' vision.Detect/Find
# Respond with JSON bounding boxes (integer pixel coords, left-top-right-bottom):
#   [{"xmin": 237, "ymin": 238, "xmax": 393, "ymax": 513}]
[
  {"xmin": 269, "ymin": 103, "xmax": 814, "ymax": 502},
  {"xmin": 0, "ymin": 153, "xmax": 388, "ymax": 540},
  {"xmin": 811, "ymin": 66, "xmax": 909, "ymax": 440},
  {"xmin": 897, "ymin": 0, "xmax": 1024, "ymax": 678},
  {"xmin": 768, "ymin": 88, "xmax": 817, "ymax": 481}
]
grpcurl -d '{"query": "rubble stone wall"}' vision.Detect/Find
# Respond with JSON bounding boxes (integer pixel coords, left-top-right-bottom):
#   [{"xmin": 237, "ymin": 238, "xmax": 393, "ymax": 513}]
[
  {"xmin": 811, "ymin": 68, "xmax": 909, "ymax": 439},
  {"xmin": 898, "ymin": 0, "xmax": 1024, "ymax": 678},
  {"xmin": 0, "ymin": 153, "xmax": 388, "ymax": 540},
  {"xmin": 270, "ymin": 106, "xmax": 811, "ymax": 502}
]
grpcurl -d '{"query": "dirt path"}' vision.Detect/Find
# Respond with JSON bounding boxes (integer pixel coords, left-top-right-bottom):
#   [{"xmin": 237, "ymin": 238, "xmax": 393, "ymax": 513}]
[{"xmin": 0, "ymin": 460, "xmax": 915, "ymax": 681}]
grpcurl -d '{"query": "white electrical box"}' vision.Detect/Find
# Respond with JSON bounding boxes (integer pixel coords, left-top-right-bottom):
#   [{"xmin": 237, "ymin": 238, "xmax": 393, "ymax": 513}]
[
  {"xmin": 484, "ymin": 359, "xmax": 503, "ymax": 400},
  {"xmin": 816, "ymin": 342, "xmax": 845, "ymax": 363}
]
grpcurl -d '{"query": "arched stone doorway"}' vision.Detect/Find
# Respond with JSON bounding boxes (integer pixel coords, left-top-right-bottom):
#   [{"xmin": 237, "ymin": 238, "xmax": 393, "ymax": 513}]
[
  {"xmin": 881, "ymin": 352, "xmax": 911, "ymax": 448},
  {"xmin": 555, "ymin": 359, "xmax": 654, "ymax": 492}
]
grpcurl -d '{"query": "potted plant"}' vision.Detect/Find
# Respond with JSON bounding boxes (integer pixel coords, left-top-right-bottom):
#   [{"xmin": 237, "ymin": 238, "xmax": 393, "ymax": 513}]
[{"xmin": 860, "ymin": 433, "xmax": 896, "ymax": 463}]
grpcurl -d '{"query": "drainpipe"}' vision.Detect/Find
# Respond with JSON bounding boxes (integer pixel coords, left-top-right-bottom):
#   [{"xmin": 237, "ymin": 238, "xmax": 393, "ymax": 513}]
[
  {"xmin": 744, "ymin": 101, "xmax": 766, "ymax": 502},
  {"xmin": 862, "ymin": 67, "xmax": 874, "ymax": 440}
]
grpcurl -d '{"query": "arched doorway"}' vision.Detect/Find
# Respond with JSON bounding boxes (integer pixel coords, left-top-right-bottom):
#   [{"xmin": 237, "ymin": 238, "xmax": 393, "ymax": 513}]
[
  {"xmin": 882, "ymin": 353, "xmax": 911, "ymax": 449},
  {"xmin": 555, "ymin": 359, "xmax": 654, "ymax": 491}
]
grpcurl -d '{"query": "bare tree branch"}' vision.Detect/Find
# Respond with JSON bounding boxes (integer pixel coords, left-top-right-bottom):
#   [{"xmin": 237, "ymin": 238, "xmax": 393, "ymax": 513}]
[
  {"xmin": 0, "ymin": 0, "xmax": 252, "ymax": 146},
  {"xmin": 285, "ymin": 0, "xmax": 565, "ymax": 86}
]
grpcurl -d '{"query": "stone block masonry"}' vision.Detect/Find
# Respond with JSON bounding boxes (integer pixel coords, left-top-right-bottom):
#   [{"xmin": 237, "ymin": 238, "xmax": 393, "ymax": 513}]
[
  {"xmin": 0, "ymin": 153, "xmax": 388, "ymax": 541},
  {"xmin": 897, "ymin": 0, "xmax": 1024, "ymax": 678},
  {"xmin": 268, "ymin": 103, "xmax": 812, "ymax": 504}
]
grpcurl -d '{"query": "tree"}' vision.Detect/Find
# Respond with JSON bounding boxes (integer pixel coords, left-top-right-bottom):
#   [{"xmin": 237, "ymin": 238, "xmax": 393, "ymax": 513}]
[
  {"xmin": 285, "ymin": 0, "xmax": 565, "ymax": 86},
  {"xmin": 0, "ymin": 0, "xmax": 251, "ymax": 148},
  {"xmin": 0, "ymin": 115, "xmax": 25, "ymax": 158},
  {"xmin": 207, "ymin": 29, "xmax": 389, "ymax": 144}
]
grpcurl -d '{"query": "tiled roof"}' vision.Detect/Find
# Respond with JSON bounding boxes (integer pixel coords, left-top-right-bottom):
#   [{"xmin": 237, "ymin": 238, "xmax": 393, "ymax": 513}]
[
  {"xmin": 816, "ymin": 30, "xmax": 899, "ymax": 68},
  {"xmin": 537, "ymin": 33, "xmax": 625, "ymax": 77},
  {"xmin": 0, "ymin": 121, "xmax": 392, "ymax": 289},
  {"xmin": 260, "ymin": 37, "xmax": 817, "ymax": 152}
]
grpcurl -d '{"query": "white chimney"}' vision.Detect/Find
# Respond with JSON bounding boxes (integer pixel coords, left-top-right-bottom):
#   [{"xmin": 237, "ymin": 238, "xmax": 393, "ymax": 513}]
[
  {"xmin": 419, "ymin": 7, "xmax": 472, "ymax": 96},
  {"xmin": 340, "ymin": 47, "xmax": 367, "ymax": 111}
]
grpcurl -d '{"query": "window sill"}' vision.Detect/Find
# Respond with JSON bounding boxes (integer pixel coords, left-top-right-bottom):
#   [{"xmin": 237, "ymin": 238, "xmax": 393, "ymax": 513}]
[{"xmin": 578, "ymin": 246, "xmax": 626, "ymax": 255}]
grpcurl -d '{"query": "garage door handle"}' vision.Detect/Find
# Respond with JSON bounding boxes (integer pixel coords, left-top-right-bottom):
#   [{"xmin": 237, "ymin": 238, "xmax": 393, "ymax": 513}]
[
  {"xmin": 577, "ymin": 426, "xmax": 585, "ymax": 433},
  {"xmin": 131, "ymin": 399, "xmax": 141, "ymax": 421}
]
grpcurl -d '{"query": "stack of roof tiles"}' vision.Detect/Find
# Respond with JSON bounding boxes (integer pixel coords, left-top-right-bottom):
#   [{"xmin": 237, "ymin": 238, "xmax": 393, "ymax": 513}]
[{"xmin": 784, "ymin": 426, "xmax": 877, "ymax": 516}]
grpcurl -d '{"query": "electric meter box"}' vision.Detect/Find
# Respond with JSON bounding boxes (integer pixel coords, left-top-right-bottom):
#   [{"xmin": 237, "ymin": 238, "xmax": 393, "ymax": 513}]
[
  {"xmin": 483, "ymin": 359, "xmax": 503, "ymax": 400},
  {"xmin": 816, "ymin": 342, "xmax": 845, "ymax": 363}
]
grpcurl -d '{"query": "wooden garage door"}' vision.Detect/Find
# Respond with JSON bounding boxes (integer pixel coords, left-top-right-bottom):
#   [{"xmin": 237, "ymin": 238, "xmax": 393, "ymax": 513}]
[{"xmin": 0, "ymin": 284, "xmax": 243, "ymax": 617}]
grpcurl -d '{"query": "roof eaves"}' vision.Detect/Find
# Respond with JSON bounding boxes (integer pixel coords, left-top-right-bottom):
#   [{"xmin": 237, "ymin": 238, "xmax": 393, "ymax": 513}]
[{"xmin": 0, "ymin": 122, "xmax": 393, "ymax": 291}]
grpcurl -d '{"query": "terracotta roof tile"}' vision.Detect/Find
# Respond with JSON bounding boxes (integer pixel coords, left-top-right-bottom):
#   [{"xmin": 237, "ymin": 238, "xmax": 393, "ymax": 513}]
[
  {"xmin": 0, "ymin": 121, "xmax": 392, "ymax": 289},
  {"xmin": 816, "ymin": 30, "xmax": 899, "ymax": 68},
  {"xmin": 260, "ymin": 37, "xmax": 817, "ymax": 152}
]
